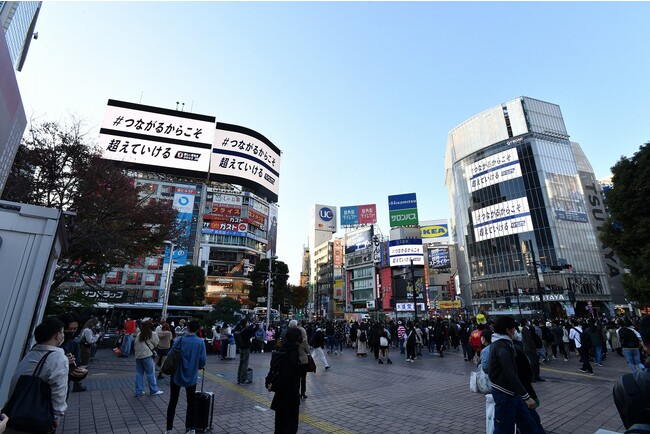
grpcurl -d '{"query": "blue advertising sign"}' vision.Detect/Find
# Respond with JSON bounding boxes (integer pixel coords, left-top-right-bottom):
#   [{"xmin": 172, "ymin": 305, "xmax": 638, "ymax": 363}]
[
  {"xmin": 388, "ymin": 193, "xmax": 418, "ymax": 211},
  {"xmin": 340, "ymin": 206, "xmax": 359, "ymax": 226}
]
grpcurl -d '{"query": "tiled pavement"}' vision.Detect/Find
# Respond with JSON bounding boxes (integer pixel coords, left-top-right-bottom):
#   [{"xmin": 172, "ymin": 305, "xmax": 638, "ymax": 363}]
[{"xmin": 58, "ymin": 345, "xmax": 630, "ymax": 434}]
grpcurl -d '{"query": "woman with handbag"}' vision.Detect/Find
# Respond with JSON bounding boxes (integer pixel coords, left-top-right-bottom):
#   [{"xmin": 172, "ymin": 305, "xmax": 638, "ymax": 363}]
[
  {"xmin": 156, "ymin": 322, "xmax": 174, "ymax": 379},
  {"xmin": 79, "ymin": 318, "xmax": 102, "ymax": 366},
  {"xmin": 378, "ymin": 324, "xmax": 392, "ymax": 365},
  {"xmin": 133, "ymin": 320, "xmax": 163, "ymax": 397}
]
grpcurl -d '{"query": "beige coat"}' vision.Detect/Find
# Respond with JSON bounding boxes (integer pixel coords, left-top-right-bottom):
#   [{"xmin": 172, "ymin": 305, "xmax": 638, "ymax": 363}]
[{"xmin": 298, "ymin": 326, "xmax": 310, "ymax": 365}]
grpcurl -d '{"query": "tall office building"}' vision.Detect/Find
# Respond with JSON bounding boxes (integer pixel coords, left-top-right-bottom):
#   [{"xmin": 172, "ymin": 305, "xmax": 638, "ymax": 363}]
[
  {"xmin": 445, "ymin": 96, "xmax": 616, "ymax": 317},
  {"xmin": 0, "ymin": 1, "xmax": 41, "ymax": 71}
]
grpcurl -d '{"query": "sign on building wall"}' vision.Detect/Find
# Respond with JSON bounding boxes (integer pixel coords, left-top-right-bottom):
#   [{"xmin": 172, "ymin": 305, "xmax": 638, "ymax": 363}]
[
  {"xmin": 546, "ymin": 172, "xmax": 589, "ymax": 223},
  {"xmin": 389, "ymin": 238, "xmax": 424, "ymax": 266},
  {"xmin": 471, "ymin": 196, "xmax": 534, "ymax": 242},
  {"xmin": 340, "ymin": 204, "xmax": 377, "ymax": 226},
  {"xmin": 421, "ymin": 222, "xmax": 449, "ymax": 242},
  {"xmin": 428, "ymin": 247, "xmax": 451, "ymax": 269},
  {"xmin": 466, "ymin": 148, "xmax": 522, "ymax": 193},
  {"xmin": 212, "ymin": 122, "xmax": 281, "ymax": 203},
  {"xmin": 344, "ymin": 226, "xmax": 373, "ymax": 254},
  {"xmin": 388, "ymin": 193, "xmax": 419, "ymax": 227},
  {"xmin": 98, "ymin": 100, "xmax": 216, "ymax": 179},
  {"xmin": 313, "ymin": 204, "xmax": 337, "ymax": 232}
]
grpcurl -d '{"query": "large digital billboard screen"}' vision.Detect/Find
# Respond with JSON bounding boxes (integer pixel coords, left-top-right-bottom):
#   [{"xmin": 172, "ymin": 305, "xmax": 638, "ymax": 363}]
[
  {"xmin": 466, "ymin": 148, "xmax": 522, "ymax": 193},
  {"xmin": 98, "ymin": 100, "xmax": 216, "ymax": 179},
  {"xmin": 471, "ymin": 196, "xmax": 534, "ymax": 242},
  {"xmin": 211, "ymin": 122, "xmax": 281, "ymax": 203},
  {"xmin": 345, "ymin": 226, "xmax": 373, "ymax": 254}
]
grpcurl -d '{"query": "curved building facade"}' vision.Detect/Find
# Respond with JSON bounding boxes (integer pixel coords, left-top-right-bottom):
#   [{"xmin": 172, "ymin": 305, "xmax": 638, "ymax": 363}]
[{"xmin": 445, "ymin": 96, "xmax": 613, "ymax": 318}]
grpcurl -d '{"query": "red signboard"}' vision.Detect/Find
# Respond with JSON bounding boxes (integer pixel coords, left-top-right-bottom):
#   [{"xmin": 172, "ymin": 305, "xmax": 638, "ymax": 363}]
[
  {"xmin": 207, "ymin": 215, "xmax": 242, "ymax": 223},
  {"xmin": 333, "ymin": 239, "xmax": 343, "ymax": 267},
  {"xmin": 210, "ymin": 221, "xmax": 248, "ymax": 232},
  {"xmin": 247, "ymin": 208, "xmax": 266, "ymax": 226},
  {"xmin": 358, "ymin": 204, "xmax": 377, "ymax": 224},
  {"xmin": 211, "ymin": 205, "xmax": 242, "ymax": 217}
]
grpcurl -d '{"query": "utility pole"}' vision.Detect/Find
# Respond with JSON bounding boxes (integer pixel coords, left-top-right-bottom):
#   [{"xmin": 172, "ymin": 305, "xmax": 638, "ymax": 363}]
[
  {"xmin": 411, "ymin": 258, "xmax": 418, "ymax": 322},
  {"xmin": 266, "ymin": 256, "xmax": 277, "ymax": 331}
]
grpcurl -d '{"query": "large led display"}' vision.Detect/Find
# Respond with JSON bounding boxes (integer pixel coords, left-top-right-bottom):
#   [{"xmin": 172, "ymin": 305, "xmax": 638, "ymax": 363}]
[
  {"xmin": 471, "ymin": 197, "xmax": 534, "ymax": 242},
  {"xmin": 98, "ymin": 100, "xmax": 216, "ymax": 179},
  {"xmin": 389, "ymin": 238, "xmax": 424, "ymax": 267},
  {"xmin": 466, "ymin": 148, "xmax": 522, "ymax": 193},
  {"xmin": 211, "ymin": 122, "xmax": 281, "ymax": 203}
]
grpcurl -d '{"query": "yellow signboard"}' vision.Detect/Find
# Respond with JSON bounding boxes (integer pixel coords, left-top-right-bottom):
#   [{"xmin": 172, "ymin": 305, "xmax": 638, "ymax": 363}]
[
  {"xmin": 421, "ymin": 225, "xmax": 448, "ymax": 238},
  {"xmin": 437, "ymin": 300, "xmax": 461, "ymax": 309}
]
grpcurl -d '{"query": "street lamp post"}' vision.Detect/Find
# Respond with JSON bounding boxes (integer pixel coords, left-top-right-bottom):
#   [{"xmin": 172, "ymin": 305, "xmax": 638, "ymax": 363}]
[
  {"xmin": 266, "ymin": 255, "xmax": 278, "ymax": 331},
  {"xmin": 529, "ymin": 247, "xmax": 547, "ymax": 320},
  {"xmin": 162, "ymin": 240, "xmax": 175, "ymax": 320}
]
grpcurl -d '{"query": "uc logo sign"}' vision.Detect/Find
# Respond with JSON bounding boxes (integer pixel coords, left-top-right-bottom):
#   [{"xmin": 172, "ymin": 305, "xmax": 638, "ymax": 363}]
[
  {"xmin": 319, "ymin": 207, "xmax": 334, "ymax": 221},
  {"xmin": 178, "ymin": 196, "xmax": 189, "ymax": 206}
]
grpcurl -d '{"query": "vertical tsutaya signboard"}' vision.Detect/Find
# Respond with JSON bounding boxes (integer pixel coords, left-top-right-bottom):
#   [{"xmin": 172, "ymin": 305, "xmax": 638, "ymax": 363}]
[
  {"xmin": 466, "ymin": 148, "xmax": 522, "ymax": 193},
  {"xmin": 388, "ymin": 238, "xmax": 424, "ymax": 267},
  {"xmin": 98, "ymin": 100, "xmax": 216, "ymax": 179},
  {"xmin": 388, "ymin": 193, "xmax": 418, "ymax": 227},
  {"xmin": 471, "ymin": 196, "xmax": 534, "ymax": 242},
  {"xmin": 312, "ymin": 204, "xmax": 337, "ymax": 232},
  {"xmin": 211, "ymin": 122, "xmax": 281, "ymax": 203}
]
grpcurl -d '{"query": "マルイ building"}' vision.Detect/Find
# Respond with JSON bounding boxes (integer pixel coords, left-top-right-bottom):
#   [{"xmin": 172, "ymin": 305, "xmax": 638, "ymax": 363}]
[{"xmin": 445, "ymin": 96, "xmax": 617, "ymax": 318}]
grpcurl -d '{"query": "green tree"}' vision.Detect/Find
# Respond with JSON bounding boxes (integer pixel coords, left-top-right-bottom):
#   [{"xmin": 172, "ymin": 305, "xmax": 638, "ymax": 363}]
[
  {"xmin": 168, "ymin": 265, "xmax": 206, "ymax": 306},
  {"xmin": 600, "ymin": 142, "xmax": 650, "ymax": 306},
  {"xmin": 1, "ymin": 119, "xmax": 181, "ymax": 313},
  {"xmin": 249, "ymin": 259, "xmax": 289, "ymax": 312},
  {"xmin": 289, "ymin": 285, "xmax": 308, "ymax": 310}
]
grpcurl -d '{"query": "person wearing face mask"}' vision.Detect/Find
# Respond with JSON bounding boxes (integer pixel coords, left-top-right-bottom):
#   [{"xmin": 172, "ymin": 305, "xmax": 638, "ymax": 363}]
[
  {"xmin": 59, "ymin": 312, "xmax": 89, "ymax": 393},
  {"xmin": 489, "ymin": 316, "xmax": 545, "ymax": 434},
  {"xmin": 5, "ymin": 318, "xmax": 71, "ymax": 432}
]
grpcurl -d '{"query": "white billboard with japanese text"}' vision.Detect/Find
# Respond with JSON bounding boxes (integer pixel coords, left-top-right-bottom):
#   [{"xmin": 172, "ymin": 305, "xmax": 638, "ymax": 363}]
[
  {"xmin": 466, "ymin": 148, "xmax": 522, "ymax": 193},
  {"xmin": 211, "ymin": 123, "xmax": 281, "ymax": 203},
  {"xmin": 389, "ymin": 239, "xmax": 424, "ymax": 267},
  {"xmin": 98, "ymin": 100, "xmax": 215, "ymax": 179},
  {"xmin": 471, "ymin": 197, "xmax": 534, "ymax": 242}
]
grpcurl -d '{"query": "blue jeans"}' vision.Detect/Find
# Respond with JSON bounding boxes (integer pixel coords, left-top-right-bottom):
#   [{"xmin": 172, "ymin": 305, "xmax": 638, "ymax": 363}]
[
  {"xmin": 492, "ymin": 388, "xmax": 545, "ymax": 434},
  {"xmin": 399, "ymin": 338, "xmax": 405, "ymax": 354},
  {"xmin": 135, "ymin": 356, "xmax": 160, "ymax": 395},
  {"xmin": 120, "ymin": 334, "xmax": 133, "ymax": 356},
  {"xmin": 326, "ymin": 336, "xmax": 335, "ymax": 353},
  {"xmin": 592, "ymin": 345, "xmax": 603, "ymax": 365},
  {"xmin": 623, "ymin": 348, "xmax": 645, "ymax": 373}
]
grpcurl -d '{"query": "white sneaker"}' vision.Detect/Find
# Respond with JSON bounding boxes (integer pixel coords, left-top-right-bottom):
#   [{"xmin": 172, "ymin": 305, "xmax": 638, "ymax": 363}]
[
  {"xmin": 186, "ymin": 430, "xmax": 196, "ymax": 434},
  {"xmin": 151, "ymin": 390, "xmax": 164, "ymax": 396}
]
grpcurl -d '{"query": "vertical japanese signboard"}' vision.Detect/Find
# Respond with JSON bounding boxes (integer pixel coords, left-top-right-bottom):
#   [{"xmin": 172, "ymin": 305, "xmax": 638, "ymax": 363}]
[{"xmin": 388, "ymin": 193, "xmax": 418, "ymax": 227}]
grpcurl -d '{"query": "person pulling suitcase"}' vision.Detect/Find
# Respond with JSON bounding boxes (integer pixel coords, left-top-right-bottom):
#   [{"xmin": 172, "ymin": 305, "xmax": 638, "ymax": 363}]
[{"xmin": 165, "ymin": 319, "xmax": 207, "ymax": 434}]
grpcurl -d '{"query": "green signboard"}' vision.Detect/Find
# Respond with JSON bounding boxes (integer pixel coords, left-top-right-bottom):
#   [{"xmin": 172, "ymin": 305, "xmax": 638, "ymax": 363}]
[{"xmin": 389, "ymin": 208, "xmax": 419, "ymax": 227}]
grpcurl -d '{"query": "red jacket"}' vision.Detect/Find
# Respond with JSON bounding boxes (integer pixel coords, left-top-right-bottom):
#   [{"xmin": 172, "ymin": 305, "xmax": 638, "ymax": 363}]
[{"xmin": 124, "ymin": 320, "xmax": 136, "ymax": 335}]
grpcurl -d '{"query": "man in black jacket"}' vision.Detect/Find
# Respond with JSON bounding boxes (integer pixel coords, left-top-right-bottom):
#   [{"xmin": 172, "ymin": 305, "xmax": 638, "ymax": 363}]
[
  {"xmin": 489, "ymin": 316, "xmax": 545, "ymax": 434},
  {"xmin": 236, "ymin": 319, "xmax": 256, "ymax": 384}
]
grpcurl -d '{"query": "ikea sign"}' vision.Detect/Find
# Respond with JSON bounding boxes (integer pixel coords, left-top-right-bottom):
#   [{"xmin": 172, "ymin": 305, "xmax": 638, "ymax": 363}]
[{"xmin": 421, "ymin": 224, "xmax": 448, "ymax": 238}]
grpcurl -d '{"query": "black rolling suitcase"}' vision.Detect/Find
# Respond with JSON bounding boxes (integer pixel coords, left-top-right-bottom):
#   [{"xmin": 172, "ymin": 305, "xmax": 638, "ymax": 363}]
[{"xmin": 195, "ymin": 369, "xmax": 214, "ymax": 432}]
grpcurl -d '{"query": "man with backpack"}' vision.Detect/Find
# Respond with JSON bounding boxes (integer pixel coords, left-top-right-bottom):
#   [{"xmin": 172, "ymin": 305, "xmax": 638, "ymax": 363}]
[
  {"xmin": 613, "ymin": 315, "xmax": 650, "ymax": 431},
  {"xmin": 310, "ymin": 327, "xmax": 330, "ymax": 370},
  {"xmin": 521, "ymin": 319, "xmax": 545, "ymax": 382},
  {"xmin": 569, "ymin": 319, "xmax": 594, "ymax": 375},
  {"xmin": 617, "ymin": 318, "xmax": 645, "ymax": 373}
]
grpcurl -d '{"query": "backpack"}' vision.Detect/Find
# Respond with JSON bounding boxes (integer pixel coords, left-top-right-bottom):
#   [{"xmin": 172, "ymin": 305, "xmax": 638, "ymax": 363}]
[
  {"xmin": 359, "ymin": 331, "xmax": 367, "ymax": 343},
  {"xmin": 469, "ymin": 329, "xmax": 482, "ymax": 350},
  {"xmin": 265, "ymin": 350, "xmax": 288, "ymax": 392},
  {"xmin": 614, "ymin": 372, "xmax": 650, "ymax": 429}
]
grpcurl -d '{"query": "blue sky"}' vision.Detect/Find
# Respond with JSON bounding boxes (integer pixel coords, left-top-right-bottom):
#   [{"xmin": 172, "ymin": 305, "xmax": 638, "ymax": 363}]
[{"xmin": 16, "ymin": 2, "xmax": 650, "ymax": 285}]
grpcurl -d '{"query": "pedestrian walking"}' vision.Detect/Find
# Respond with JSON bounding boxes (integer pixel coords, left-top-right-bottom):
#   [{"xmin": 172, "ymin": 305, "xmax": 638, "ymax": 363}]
[
  {"xmin": 310, "ymin": 327, "xmax": 330, "ymax": 369},
  {"xmin": 165, "ymin": 319, "xmax": 207, "ymax": 434},
  {"xmin": 133, "ymin": 320, "xmax": 163, "ymax": 397},
  {"xmin": 405, "ymin": 321, "xmax": 416, "ymax": 362},
  {"xmin": 289, "ymin": 320, "xmax": 311, "ymax": 399},
  {"xmin": 267, "ymin": 327, "xmax": 302, "ymax": 434},
  {"xmin": 617, "ymin": 319, "xmax": 644, "ymax": 373},
  {"xmin": 489, "ymin": 316, "xmax": 545, "ymax": 434},
  {"xmin": 79, "ymin": 318, "xmax": 102, "ymax": 365},
  {"xmin": 569, "ymin": 319, "xmax": 594, "ymax": 375}
]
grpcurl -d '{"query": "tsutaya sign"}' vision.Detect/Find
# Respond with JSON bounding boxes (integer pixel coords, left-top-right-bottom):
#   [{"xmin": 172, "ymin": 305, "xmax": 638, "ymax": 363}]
[{"xmin": 530, "ymin": 294, "xmax": 567, "ymax": 302}]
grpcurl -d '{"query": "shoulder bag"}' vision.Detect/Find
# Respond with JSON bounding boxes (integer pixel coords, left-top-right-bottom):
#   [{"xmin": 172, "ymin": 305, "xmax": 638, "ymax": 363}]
[
  {"xmin": 2, "ymin": 350, "xmax": 56, "ymax": 434},
  {"xmin": 161, "ymin": 337, "xmax": 182, "ymax": 375},
  {"xmin": 307, "ymin": 355, "xmax": 317, "ymax": 373},
  {"xmin": 146, "ymin": 340, "xmax": 158, "ymax": 359}
]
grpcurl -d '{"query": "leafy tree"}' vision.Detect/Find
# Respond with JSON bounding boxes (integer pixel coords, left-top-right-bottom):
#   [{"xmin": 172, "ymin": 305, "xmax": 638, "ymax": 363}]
[
  {"xmin": 168, "ymin": 265, "xmax": 206, "ymax": 306},
  {"xmin": 205, "ymin": 297, "xmax": 242, "ymax": 327},
  {"xmin": 1, "ymin": 118, "xmax": 181, "ymax": 295},
  {"xmin": 600, "ymin": 142, "xmax": 650, "ymax": 306},
  {"xmin": 289, "ymin": 285, "xmax": 308, "ymax": 310},
  {"xmin": 248, "ymin": 259, "xmax": 289, "ymax": 312}
]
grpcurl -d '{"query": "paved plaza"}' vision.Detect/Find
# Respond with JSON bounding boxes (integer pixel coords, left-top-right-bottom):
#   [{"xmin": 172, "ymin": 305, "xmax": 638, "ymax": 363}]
[{"xmin": 57, "ymin": 345, "xmax": 630, "ymax": 434}]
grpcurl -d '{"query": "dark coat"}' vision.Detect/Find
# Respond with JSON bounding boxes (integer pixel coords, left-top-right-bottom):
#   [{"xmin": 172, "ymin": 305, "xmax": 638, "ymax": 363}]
[{"xmin": 270, "ymin": 341, "xmax": 301, "ymax": 411}]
